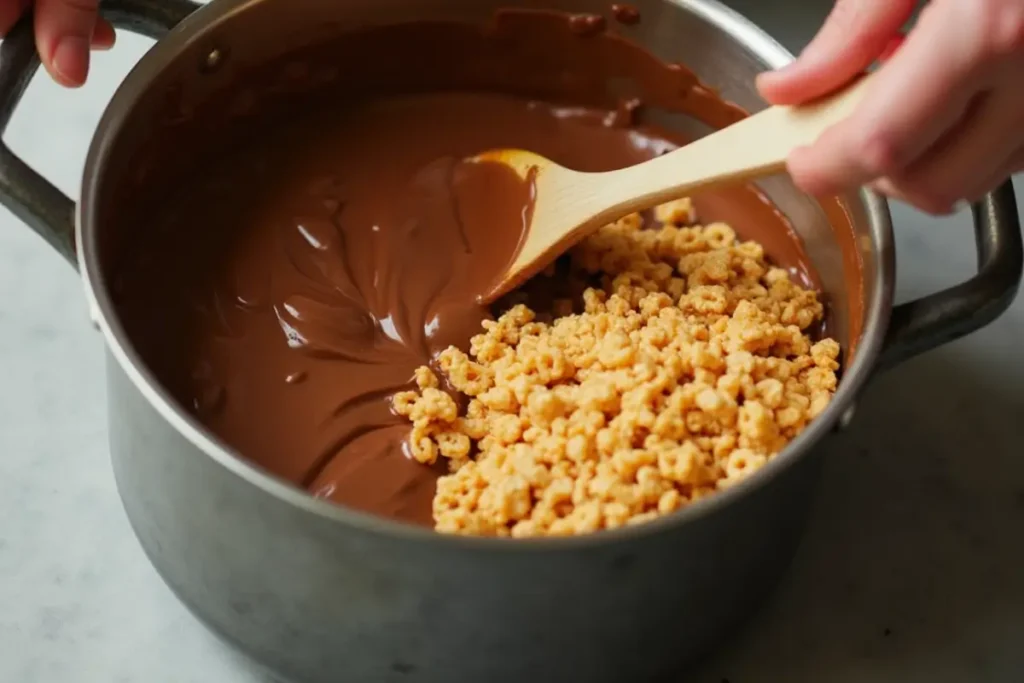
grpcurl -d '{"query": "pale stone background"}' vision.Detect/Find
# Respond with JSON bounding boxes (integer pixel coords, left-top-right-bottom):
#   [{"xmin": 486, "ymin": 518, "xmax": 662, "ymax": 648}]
[{"xmin": 1, "ymin": 1, "xmax": 1022, "ymax": 681}]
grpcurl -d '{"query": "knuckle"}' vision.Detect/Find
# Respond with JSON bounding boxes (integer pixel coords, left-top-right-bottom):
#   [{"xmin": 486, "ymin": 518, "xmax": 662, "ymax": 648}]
[
  {"xmin": 858, "ymin": 131, "xmax": 904, "ymax": 177},
  {"xmin": 890, "ymin": 175, "xmax": 957, "ymax": 214},
  {"xmin": 786, "ymin": 159, "xmax": 832, "ymax": 196},
  {"xmin": 785, "ymin": 164, "xmax": 819, "ymax": 194},
  {"xmin": 916, "ymin": 189, "xmax": 958, "ymax": 214},
  {"xmin": 970, "ymin": 0, "xmax": 1024, "ymax": 57},
  {"xmin": 993, "ymin": 6, "xmax": 1024, "ymax": 54}
]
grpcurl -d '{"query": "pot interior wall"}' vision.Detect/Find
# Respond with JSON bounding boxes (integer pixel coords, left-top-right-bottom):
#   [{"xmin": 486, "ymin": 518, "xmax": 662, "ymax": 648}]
[{"xmin": 91, "ymin": 0, "xmax": 873, "ymax": 375}]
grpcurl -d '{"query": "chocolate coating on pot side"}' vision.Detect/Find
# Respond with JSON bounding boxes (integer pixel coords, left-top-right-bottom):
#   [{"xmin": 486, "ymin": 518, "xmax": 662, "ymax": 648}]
[
  {"xmin": 611, "ymin": 4, "xmax": 642, "ymax": 25},
  {"xmin": 112, "ymin": 10, "xmax": 861, "ymax": 527}
]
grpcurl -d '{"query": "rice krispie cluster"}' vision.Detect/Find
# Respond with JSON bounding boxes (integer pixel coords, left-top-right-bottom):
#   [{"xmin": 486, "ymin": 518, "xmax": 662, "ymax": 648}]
[{"xmin": 393, "ymin": 198, "xmax": 840, "ymax": 537}]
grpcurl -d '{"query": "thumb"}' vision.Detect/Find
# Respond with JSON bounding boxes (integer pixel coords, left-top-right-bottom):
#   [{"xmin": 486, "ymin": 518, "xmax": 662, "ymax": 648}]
[
  {"xmin": 757, "ymin": 0, "xmax": 916, "ymax": 105},
  {"xmin": 34, "ymin": 0, "xmax": 99, "ymax": 87}
]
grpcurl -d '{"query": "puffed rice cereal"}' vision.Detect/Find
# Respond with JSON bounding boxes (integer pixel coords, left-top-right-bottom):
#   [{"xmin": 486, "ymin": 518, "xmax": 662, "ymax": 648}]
[{"xmin": 393, "ymin": 198, "xmax": 841, "ymax": 537}]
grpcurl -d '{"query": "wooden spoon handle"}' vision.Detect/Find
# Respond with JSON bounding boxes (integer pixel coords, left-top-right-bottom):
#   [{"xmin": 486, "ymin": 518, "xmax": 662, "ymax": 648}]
[{"xmin": 598, "ymin": 71, "xmax": 877, "ymax": 212}]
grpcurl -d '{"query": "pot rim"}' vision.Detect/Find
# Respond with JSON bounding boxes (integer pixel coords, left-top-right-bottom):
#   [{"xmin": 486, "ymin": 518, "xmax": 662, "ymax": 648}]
[{"xmin": 77, "ymin": 0, "xmax": 895, "ymax": 551}]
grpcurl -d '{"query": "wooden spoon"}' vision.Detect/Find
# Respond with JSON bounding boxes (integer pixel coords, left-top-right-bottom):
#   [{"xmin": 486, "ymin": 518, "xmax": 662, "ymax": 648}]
[{"xmin": 476, "ymin": 72, "xmax": 875, "ymax": 302}]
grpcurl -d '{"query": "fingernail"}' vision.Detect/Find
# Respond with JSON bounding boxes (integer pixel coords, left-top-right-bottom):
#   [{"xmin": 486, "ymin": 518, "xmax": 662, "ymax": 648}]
[{"xmin": 52, "ymin": 35, "xmax": 89, "ymax": 87}]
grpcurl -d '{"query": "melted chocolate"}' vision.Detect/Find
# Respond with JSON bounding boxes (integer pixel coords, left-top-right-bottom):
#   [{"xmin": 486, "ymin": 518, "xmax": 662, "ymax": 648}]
[
  {"xmin": 113, "ymin": 10, "xmax": 859, "ymax": 527},
  {"xmin": 611, "ymin": 4, "xmax": 642, "ymax": 25},
  {"xmin": 568, "ymin": 13, "xmax": 608, "ymax": 36}
]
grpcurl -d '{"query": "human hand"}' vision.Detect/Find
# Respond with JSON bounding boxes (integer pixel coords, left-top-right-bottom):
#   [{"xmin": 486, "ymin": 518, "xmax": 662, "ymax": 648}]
[
  {"xmin": 0, "ymin": 0, "xmax": 115, "ymax": 88},
  {"xmin": 757, "ymin": 0, "xmax": 1024, "ymax": 215}
]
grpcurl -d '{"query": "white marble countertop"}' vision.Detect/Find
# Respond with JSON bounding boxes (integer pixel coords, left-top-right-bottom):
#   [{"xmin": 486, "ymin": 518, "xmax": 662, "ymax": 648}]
[{"xmin": 1, "ymin": 2, "xmax": 1023, "ymax": 682}]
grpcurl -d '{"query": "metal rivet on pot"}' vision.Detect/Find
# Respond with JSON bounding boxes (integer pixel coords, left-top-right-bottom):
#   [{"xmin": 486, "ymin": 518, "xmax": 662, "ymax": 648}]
[{"xmin": 201, "ymin": 47, "xmax": 227, "ymax": 74}]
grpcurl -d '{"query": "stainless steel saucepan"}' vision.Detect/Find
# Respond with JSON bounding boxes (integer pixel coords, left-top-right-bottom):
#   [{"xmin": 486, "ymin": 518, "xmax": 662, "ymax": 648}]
[{"xmin": 0, "ymin": 1, "xmax": 1019, "ymax": 681}]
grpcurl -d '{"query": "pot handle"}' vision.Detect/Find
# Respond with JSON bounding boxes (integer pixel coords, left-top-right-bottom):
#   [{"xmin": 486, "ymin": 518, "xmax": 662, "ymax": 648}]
[
  {"xmin": 0, "ymin": 0, "xmax": 201, "ymax": 266},
  {"xmin": 876, "ymin": 180, "xmax": 1023, "ymax": 371}
]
